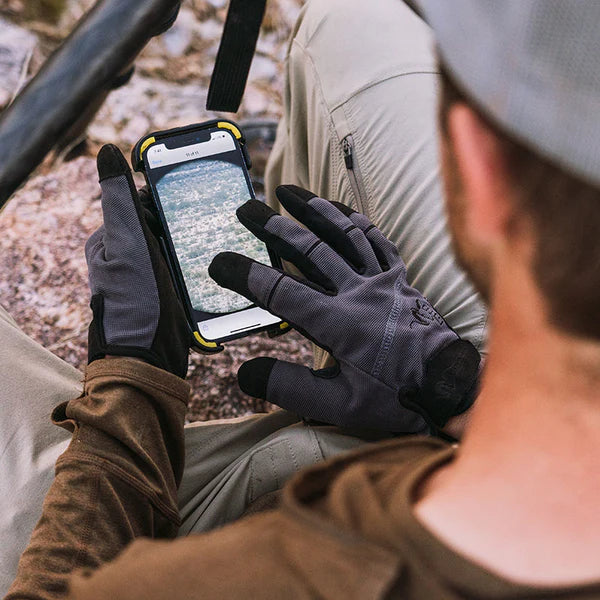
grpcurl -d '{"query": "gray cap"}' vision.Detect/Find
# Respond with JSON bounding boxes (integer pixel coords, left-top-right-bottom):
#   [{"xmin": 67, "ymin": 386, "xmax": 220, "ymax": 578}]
[{"xmin": 418, "ymin": 0, "xmax": 600, "ymax": 187}]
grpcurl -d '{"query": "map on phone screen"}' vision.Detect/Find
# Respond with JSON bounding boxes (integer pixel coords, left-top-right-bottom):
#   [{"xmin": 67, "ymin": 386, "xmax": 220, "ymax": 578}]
[{"xmin": 148, "ymin": 132, "xmax": 271, "ymax": 315}]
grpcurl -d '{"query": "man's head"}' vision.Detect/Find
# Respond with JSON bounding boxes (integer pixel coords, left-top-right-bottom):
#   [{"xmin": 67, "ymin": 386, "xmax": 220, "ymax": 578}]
[{"xmin": 419, "ymin": 1, "xmax": 600, "ymax": 340}]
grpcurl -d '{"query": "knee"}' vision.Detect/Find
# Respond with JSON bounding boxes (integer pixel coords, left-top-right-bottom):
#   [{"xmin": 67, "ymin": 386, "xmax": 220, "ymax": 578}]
[
  {"xmin": 292, "ymin": 0, "xmax": 423, "ymax": 49},
  {"xmin": 289, "ymin": 0, "xmax": 430, "ymax": 73},
  {"xmin": 291, "ymin": 0, "xmax": 368, "ymax": 50}
]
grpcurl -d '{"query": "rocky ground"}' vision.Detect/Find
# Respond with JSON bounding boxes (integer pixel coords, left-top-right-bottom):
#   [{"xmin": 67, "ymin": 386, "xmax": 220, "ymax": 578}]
[{"xmin": 0, "ymin": 0, "xmax": 312, "ymax": 421}]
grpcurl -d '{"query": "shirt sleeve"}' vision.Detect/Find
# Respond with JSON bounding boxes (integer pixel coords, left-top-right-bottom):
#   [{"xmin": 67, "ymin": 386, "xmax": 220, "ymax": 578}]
[{"xmin": 5, "ymin": 357, "xmax": 190, "ymax": 600}]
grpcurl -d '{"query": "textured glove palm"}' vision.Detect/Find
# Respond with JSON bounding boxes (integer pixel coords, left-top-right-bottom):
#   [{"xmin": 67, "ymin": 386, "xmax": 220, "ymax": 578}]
[
  {"xmin": 210, "ymin": 185, "xmax": 480, "ymax": 432},
  {"xmin": 85, "ymin": 144, "xmax": 190, "ymax": 378}
]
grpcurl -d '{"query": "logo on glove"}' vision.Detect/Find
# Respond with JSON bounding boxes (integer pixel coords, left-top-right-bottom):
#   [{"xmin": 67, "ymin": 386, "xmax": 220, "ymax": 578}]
[{"xmin": 410, "ymin": 299, "xmax": 444, "ymax": 329}]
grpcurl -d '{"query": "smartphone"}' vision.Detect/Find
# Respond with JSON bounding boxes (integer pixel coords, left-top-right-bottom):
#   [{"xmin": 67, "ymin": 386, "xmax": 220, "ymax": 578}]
[{"xmin": 132, "ymin": 120, "xmax": 287, "ymax": 352}]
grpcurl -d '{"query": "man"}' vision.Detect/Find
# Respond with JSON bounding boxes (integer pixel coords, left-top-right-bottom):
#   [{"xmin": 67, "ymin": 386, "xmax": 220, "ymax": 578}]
[
  {"xmin": 0, "ymin": 2, "xmax": 482, "ymax": 595},
  {"xmin": 5, "ymin": 1, "xmax": 600, "ymax": 599}
]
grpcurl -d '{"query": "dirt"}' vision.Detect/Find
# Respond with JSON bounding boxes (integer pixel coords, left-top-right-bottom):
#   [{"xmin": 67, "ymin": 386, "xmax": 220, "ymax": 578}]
[{"xmin": 0, "ymin": 0, "xmax": 313, "ymax": 421}]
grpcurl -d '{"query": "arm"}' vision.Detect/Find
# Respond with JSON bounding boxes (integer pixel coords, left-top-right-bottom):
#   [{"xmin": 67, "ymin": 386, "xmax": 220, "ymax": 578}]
[
  {"xmin": 7, "ymin": 145, "xmax": 192, "ymax": 599},
  {"xmin": 6, "ymin": 358, "xmax": 189, "ymax": 600}
]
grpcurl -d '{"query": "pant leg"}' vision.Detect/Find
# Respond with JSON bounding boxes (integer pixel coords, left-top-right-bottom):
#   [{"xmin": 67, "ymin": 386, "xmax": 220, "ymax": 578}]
[
  {"xmin": 266, "ymin": 0, "xmax": 488, "ymax": 368},
  {"xmin": 177, "ymin": 411, "xmax": 368, "ymax": 535},
  {"xmin": 0, "ymin": 305, "xmax": 81, "ymax": 595}
]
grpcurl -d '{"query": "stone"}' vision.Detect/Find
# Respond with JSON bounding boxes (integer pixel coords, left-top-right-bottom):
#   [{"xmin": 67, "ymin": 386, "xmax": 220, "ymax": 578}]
[
  {"xmin": 0, "ymin": 17, "xmax": 37, "ymax": 110},
  {"xmin": 88, "ymin": 73, "xmax": 209, "ymax": 149}
]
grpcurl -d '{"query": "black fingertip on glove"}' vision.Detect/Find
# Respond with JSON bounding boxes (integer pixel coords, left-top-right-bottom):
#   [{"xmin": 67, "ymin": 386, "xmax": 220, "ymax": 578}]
[
  {"xmin": 209, "ymin": 252, "xmax": 258, "ymax": 303},
  {"xmin": 97, "ymin": 143, "xmax": 130, "ymax": 181},
  {"xmin": 238, "ymin": 357, "xmax": 277, "ymax": 399},
  {"xmin": 236, "ymin": 198, "xmax": 277, "ymax": 230},
  {"xmin": 275, "ymin": 185, "xmax": 367, "ymax": 273},
  {"xmin": 276, "ymin": 184, "xmax": 317, "ymax": 204},
  {"xmin": 275, "ymin": 185, "xmax": 318, "ymax": 226}
]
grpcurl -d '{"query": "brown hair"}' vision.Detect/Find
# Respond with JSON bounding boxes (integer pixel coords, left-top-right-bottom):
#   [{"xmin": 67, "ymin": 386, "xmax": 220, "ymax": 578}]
[{"xmin": 439, "ymin": 66, "xmax": 600, "ymax": 340}]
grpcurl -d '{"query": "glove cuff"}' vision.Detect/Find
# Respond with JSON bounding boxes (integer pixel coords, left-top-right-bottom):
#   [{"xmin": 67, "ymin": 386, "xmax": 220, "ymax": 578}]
[
  {"xmin": 88, "ymin": 294, "xmax": 189, "ymax": 379},
  {"xmin": 400, "ymin": 339, "xmax": 481, "ymax": 429}
]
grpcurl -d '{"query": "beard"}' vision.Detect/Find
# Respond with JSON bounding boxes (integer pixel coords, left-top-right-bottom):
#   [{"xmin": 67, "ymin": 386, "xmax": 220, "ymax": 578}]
[{"xmin": 440, "ymin": 137, "xmax": 492, "ymax": 305}]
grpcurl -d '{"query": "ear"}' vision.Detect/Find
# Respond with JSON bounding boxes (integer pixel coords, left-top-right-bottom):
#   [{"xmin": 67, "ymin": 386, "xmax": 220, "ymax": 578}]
[{"xmin": 447, "ymin": 104, "xmax": 514, "ymax": 245}]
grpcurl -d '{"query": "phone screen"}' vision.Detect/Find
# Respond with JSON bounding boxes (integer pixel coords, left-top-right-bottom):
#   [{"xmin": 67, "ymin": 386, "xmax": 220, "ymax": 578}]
[{"xmin": 144, "ymin": 130, "xmax": 271, "ymax": 316}]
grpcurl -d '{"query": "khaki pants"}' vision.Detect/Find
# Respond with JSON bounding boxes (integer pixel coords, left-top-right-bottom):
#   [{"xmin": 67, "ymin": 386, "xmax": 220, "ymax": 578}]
[
  {"xmin": 0, "ymin": 0, "xmax": 486, "ymax": 593},
  {"xmin": 266, "ymin": 0, "xmax": 487, "ymax": 367}
]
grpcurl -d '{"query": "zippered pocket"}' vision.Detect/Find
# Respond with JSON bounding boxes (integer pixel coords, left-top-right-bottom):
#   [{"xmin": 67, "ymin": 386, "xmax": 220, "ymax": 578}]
[{"xmin": 341, "ymin": 134, "xmax": 368, "ymax": 216}]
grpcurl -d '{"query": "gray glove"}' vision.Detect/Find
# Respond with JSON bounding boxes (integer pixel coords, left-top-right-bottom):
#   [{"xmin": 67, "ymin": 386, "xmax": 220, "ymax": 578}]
[
  {"xmin": 85, "ymin": 144, "xmax": 191, "ymax": 378},
  {"xmin": 209, "ymin": 185, "xmax": 480, "ymax": 432}
]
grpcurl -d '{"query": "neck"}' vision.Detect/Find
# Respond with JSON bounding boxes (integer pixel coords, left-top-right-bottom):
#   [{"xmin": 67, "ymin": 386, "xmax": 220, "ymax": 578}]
[
  {"xmin": 416, "ymin": 262, "xmax": 600, "ymax": 586},
  {"xmin": 462, "ymin": 265, "xmax": 600, "ymax": 469}
]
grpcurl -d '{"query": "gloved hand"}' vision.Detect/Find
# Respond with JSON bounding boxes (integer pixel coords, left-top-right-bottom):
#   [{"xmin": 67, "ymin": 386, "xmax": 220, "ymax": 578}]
[
  {"xmin": 85, "ymin": 144, "xmax": 191, "ymax": 378},
  {"xmin": 209, "ymin": 185, "xmax": 480, "ymax": 432}
]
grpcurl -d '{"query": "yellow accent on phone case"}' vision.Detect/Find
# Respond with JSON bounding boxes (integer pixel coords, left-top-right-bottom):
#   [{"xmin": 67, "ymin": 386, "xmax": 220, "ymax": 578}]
[
  {"xmin": 139, "ymin": 136, "xmax": 156, "ymax": 158},
  {"xmin": 193, "ymin": 331, "xmax": 218, "ymax": 348},
  {"xmin": 217, "ymin": 122, "xmax": 242, "ymax": 139}
]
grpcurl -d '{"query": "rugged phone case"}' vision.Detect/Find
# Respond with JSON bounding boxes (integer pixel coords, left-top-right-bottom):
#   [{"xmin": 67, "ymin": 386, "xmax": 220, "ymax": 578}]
[{"xmin": 132, "ymin": 119, "xmax": 289, "ymax": 353}]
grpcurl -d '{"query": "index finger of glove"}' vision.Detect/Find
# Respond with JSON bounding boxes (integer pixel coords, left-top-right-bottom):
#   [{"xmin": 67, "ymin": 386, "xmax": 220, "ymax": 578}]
[
  {"xmin": 236, "ymin": 199, "xmax": 353, "ymax": 291},
  {"xmin": 96, "ymin": 144, "xmax": 147, "ymax": 258},
  {"xmin": 276, "ymin": 185, "xmax": 382, "ymax": 276},
  {"xmin": 209, "ymin": 252, "xmax": 334, "ymax": 349}
]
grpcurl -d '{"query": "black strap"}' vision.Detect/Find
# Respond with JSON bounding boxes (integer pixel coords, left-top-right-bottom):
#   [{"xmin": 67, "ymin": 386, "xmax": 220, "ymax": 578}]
[{"xmin": 206, "ymin": 0, "xmax": 267, "ymax": 113}]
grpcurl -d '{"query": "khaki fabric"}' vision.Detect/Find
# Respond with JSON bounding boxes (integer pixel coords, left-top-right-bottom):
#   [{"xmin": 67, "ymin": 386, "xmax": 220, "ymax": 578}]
[
  {"xmin": 265, "ymin": 0, "xmax": 487, "ymax": 369},
  {"xmin": 0, "ymin": 305, "xmax": 77, "ymax": 591},
  {"xmin": 5, "ymin": 357, "xmax": 189, "ymax": 599},
  {"xmin": 177, "ymin": 412, "xmax": 368, "ymax": 535}
]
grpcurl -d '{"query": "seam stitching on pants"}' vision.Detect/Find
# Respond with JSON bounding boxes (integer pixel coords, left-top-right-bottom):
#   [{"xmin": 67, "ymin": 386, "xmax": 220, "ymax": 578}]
[
  {"xmin": 285, "ymin": 437, "xmax": 300, "ymax": 472},
  {"xmin": 292, "ymin": 39, "xmax": 343, "ymax": 152},
  {"xmin": 248, "ymin": 456, "xmax": 255, "ymax": 503},
  {"xmin": 307, "ymin": 426, "xmax": 325, "ymax": 462},
  {"xmin": 268, "ymin": 445, "xmax": 280, "ymax": 488},
  {"xmin": 290, "ymin": 41, "xmax": 356, "ymax": 216},
  {"xmin": 330, "ymin": 70, "xmax": 440, "ymax": 113}
]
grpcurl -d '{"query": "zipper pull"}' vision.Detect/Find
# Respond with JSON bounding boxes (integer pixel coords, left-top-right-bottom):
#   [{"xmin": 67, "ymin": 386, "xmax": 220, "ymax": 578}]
[{"xmin": 342, "ymin": 136, "xmax": 353, "ymax": 169}]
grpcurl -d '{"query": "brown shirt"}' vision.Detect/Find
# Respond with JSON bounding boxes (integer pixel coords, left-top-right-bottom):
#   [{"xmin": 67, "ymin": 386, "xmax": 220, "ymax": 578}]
[{"xmin": 7, "ymin": 358, "xmax": 600, "ymax": 599}]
